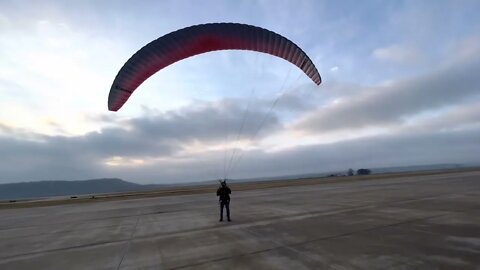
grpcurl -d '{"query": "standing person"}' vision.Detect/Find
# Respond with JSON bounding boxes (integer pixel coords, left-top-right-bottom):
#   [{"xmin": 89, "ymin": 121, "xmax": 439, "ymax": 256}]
[{"xmin": 216, "ymin": 180, "xmax": 231, "ymax": 222}]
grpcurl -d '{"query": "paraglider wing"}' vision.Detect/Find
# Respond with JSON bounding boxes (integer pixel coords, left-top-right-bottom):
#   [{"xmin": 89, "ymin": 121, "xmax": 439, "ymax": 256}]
[{"xmin": 108, "ymin": 23, "xmax": 321, "ymax": 111}]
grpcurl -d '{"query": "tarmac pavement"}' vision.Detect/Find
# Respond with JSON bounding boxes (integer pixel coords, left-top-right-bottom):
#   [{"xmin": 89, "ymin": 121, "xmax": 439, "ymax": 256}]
[{"xmin": 1, "ymin": 171, "xmax": 479, "ymax": 269}]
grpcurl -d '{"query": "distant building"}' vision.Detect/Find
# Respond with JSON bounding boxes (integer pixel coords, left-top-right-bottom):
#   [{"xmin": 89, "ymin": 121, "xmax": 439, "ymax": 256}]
[{"xmin": 357, "ymin": 169, "xmax": 371, "ymax": 175}]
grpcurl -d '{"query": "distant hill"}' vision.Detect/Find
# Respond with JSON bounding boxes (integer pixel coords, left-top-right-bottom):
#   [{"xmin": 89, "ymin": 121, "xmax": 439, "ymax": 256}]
[
  {"xmin": 370, "ymin": 163, "xmax": 464, "ymax": 174},
  {"xmin": 222, "ymin": 163, "xmax": 469, "ymax": 183},
  {"xmin": 1, "ymin": 163, "xmax": 475, "ymax": 201},
  {"xmin": 0, "ymin": 178, "xmax": 153, "ymax": 200}
]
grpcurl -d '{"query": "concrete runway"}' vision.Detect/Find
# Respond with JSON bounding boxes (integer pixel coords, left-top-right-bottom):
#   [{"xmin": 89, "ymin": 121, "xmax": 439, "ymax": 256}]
[{"xmin": 1, "ymin": 171, "xmax": 480, "ymax": 269}]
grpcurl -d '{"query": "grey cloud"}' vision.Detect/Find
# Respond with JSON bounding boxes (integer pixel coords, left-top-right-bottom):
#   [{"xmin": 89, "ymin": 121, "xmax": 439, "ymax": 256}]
[
  {"xmin": 401, "ymin": 102, "xmax": 480, "ymax": 133},
  {"xmin": 0, "ymin": 135, "xmax": 101, "ymax": 181},
  {"xmin": 0, "ymin": 122, "xmax": 12, "ymax": 133},
  {"xmin": 228, "ymin": 127, "xmax": 480, "ymax": 180},
  {"xmin": 1, "ymin": 122, "xmax": 479, "ymax": 184},
  {"xmin": 0, "ymin": 79, "xmax": 25, "ymax": 96},
  {"xmin": 372, "ymin": 45, "xmax": 422, "ymax": 64},
  {"xmin": 295, "ymin": 52, "xmax": 480, "ymax": 133},
  {"xmin": 271, "ymin": 86, "xmax": 320, "ymax": 112},
  {"xmin": 2, "ymin": 81, "xmax": 478, "ymax": 184},
  {"xmin": 129, "ymin": 98, "xmax": 281, "ymax": 143},
  {"xmin": 83, "ymin": 113, "xmax": 119, "ymax": 123},
  {"xmin": 0, "ymin": 98, "xmax": 282, "ymax": 182}
]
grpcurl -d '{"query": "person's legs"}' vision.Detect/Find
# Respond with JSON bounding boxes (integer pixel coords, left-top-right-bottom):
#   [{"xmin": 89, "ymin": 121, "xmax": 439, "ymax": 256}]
[
  {"xmin": 226, "ymin": 200, "xmax": 231, "ymax": 221},
  {"xmin": 219, "ymin": 201, "xmax": 224, "ymax": 221}
]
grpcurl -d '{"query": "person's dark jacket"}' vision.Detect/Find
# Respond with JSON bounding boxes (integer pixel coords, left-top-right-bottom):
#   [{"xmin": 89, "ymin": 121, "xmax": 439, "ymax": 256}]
[{"xmin": 217, "ymin": 186, "xmax": 231, "ymax": 202}]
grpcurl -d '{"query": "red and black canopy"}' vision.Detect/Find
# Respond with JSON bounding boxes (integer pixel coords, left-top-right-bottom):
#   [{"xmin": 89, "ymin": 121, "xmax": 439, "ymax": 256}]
[{"xmin": 108, "ymin": 23, "xmax": 321, "ymax": 111}]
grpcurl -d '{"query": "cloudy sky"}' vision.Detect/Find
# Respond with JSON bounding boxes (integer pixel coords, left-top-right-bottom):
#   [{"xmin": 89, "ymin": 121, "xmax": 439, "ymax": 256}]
[{"xmin": 1, "ymin": 0, "xmax": 479, "ymax": 184}]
